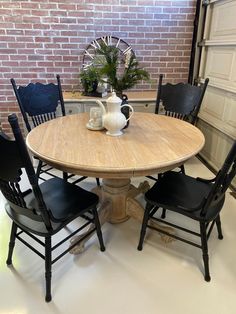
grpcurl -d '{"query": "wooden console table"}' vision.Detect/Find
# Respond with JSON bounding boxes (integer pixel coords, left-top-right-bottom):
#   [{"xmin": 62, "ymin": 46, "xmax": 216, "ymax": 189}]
[{"xmin": 63, "ymin": 91, "xmax": 157, "ymax": 115}]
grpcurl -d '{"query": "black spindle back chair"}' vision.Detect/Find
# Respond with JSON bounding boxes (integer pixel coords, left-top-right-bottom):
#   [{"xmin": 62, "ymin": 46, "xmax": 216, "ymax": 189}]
[
  {"xmin": 138, "ymin": 140, "xmax": 236, "ymax": 282},
  {"xmin": 11, "ymin": 76, "xmax": 99, "ymax": 185},
  {"xmin": 147, "ymin": 75, "xmax": 209, "ymax": 214},
  {"xmin": 10, "ymin": 75, "xmax": 68, "ymax": 181},
  {"xmin": 155, "ymin": 74, "xmax": 209, "ymax": 125},
  {"xmin": 1, "ymin": 114, "xmax": 105, "ymax": 302},
  {"xmin": 11, "ymin": 75, "xmax": 65, "ymax": 132}
]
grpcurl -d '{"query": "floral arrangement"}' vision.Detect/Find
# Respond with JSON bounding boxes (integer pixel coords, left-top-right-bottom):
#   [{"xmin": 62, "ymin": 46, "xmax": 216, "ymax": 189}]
[{"xmin": 94, "ymin": 43, "xmax": 150, "ymax": 96}]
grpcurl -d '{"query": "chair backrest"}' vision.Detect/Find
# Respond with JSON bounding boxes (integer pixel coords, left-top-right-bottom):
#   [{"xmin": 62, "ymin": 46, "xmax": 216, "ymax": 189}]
[
  {"xmin": 11, "ymin": 75, "xmax": 65, "ymax": 132},
  {"xmin": 0, "ymin": 114, "xmax": 52, "ymax": 230},
  {"xmin": 201, "ymin": 141, "xmax": 236, "ymax": 216},
  {"xmin": 155, "ymin": 74, "xmax": 209, "ymax": 124}
]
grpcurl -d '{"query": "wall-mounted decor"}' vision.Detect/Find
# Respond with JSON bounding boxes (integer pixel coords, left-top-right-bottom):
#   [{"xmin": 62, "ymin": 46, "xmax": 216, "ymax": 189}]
[
  {"xmin": 80, "ymin": 35, "xmax": 149, "ymax": 98},
  {"xmin": 82, "ymin": 36, "xmax": 135, "ymax": 70}
]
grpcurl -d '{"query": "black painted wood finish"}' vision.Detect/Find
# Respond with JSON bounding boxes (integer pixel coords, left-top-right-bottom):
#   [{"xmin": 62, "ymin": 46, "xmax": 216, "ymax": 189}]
[
  {"xmin": 147, "ymin": 75, "xmax": 209, "ymax": 184},
  {"xmin": 138, "ymin": 140, "xmax": 236, "ymax": 281},
  {"xmin": 1, "ymin": 114, "xmax": 105, "ymax": 302},
  {"xmin": 10, "ymin": 76, "xmax": 100, "ymax": 185},
  {"xmin": 155, "ymin": 74, "xmax": 209, "ymax": 125},
  {"xmin": 10, "ymin": 75, "xmax": 68, "ymax": 181},
  {"xmin": 11, "ymin": 75, "xmax": 65, "ymax": 132}
]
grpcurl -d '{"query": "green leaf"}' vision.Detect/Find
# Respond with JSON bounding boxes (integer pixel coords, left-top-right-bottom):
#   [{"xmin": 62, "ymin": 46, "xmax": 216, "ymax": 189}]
[{"xmin": 94, "ymin": 43, "xmax": 150, "ymax": 94}]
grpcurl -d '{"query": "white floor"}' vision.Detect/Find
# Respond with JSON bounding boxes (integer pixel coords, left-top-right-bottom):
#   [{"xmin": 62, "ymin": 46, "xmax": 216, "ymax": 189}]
[{"xmin": 0, "ymin": 157, "xmax": 236, "ymax": 314}]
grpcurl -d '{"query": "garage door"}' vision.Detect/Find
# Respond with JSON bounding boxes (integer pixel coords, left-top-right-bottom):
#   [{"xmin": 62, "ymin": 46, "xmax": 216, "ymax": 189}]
[{"xmin": 194, "ymin": 0, "xmax": 236, "ymax": 188}]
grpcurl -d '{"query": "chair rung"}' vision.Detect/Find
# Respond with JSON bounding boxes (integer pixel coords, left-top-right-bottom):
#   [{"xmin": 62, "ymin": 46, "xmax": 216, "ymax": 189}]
[
  {"xmin": 38, "ymin": 176, "xmax": 47, "ymax": 181},
  {"xmin": 67, "ymin": 174, "xmax": 75, "ymax": 179},
  {"xmin": 40, "ymin": 170, "xmax": 58, "ymax": 177},
  {"xmin": 146, "ymin": 175, "xmax": 158, "ymax": 181},
  {"xmin": 52, "ymin": 227, "xmax": 96, "ymax": 264},
  {"xmin": 17, "ymin": 228, "xmax": 45, "ymax": 246},
  {"xmin": 41, "ymin": 164, "xmax": 53, "ymax": 171},
  {"xmin": 71, "ymin": 176, "xmax": 88, "ymax": 184},
  {"xmin": 150, "ymin": 216, "xmax": 201, "ymax": 237},
  {"xmin": 147, "ymin": 224, "xmax": 202, "ymax": 249},
  {"xmin": 52, "ymin": 220, "xmax": 91, "ymax": 251},
  {"xmin": 15, "ymin": 220, "xmax": 97, "ymax": 264},
  {"xmin": 16, "ymin": 234, "xmax": 45, "ymax": 259}
]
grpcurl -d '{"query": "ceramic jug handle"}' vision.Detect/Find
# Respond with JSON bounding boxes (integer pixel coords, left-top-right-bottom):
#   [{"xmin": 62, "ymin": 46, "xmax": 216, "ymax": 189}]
[{"xmin": 120, "ymin": 104, "xmax": 134, "ymax": 122}]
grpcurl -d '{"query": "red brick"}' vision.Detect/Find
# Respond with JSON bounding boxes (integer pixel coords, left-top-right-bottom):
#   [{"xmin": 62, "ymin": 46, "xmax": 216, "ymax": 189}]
[
  {"xmin": 2, "ymin": 61, "xmax": 19, "ymax": 67},
  {"xmin": 8, "ymin": 43, "xmax": 26, "ymax": 48},
  {"xmin": 33, "ymin": 24, "xmax": 50, "ymax": 30},
  {"xmin": 28, "ymin": 55, "xmax": 44, "ymax": 61},
  {"xmin": 50, "ymin": 10, "xmax": 68, "ymax": 17},
  {"xmin": 0, "ymin": 3, "xmax": 20, "ymax": 8},
  {"xmin": 39, "ymin": 4, "xmax": 57, "ymax": 9},
  {"xmin": 154, "ymin": 14, "xmax": 170, "ymax": 19},
  {"xmin": 21, "ymin": 3, "xmax": 39, "ymax": 9},
  {"xmin": 0, "ymin": 9, "xmax": 12, "ymax": 15},
  {"xmin": 0, "ymin": 0, "xmax": 195, "ymax": 123},
  {"xmin": 58, "ymin": 4, "xmax": 77, "ymax": 10},
  {"xmin": 0, "ymin": 55, "xmax": 9, "ymax": 60},
  {"xmin": 0, "ymin": 49, "xmax": 17, "ymax": 54},
  {"xmin": 60, "ymin": 18, "xmax": 77, "ymax": 24},
  {"xmin": 163, "ymin": 8, "xmax": 180, "ymax": 13}
]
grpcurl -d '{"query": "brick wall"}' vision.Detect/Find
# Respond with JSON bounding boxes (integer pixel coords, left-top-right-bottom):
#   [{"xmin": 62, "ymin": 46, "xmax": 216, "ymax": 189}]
[{"xmin": 0, "ymin": 0, "xmax": 196, "ymax": 134}]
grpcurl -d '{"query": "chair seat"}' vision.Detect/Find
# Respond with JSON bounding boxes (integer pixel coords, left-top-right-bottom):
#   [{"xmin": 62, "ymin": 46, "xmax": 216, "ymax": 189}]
[
  {"xmin": 29, "ymin": 177, "xmax": 99, "ymax": 222},
  {"xmin": 6, "ymin": 178, "xmax": 99, "ymax": 236},
  {"xmin": 145, "ymin": 171, "xmax": 224, "ymax": 221}
]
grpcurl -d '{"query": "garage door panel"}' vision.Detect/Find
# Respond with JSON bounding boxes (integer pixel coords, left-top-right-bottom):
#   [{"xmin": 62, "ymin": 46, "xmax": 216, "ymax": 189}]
[
  {"xmin": 204, "ymin": 47, "xmax": 235, "ymax": 86},
  {"xmin": 210, "ymin": 0, "xmax": 236, "ymax": 40},
  {"xmin": 225, "ymin": 94, "xmax": 236, "ymax": 132},
  {"xmin": 201, "ymin": 86, "xmax": 225, "ymax": 119},
  {"xmin": 196, "ymin": 0, "xmax": 236, "ymax": 188}
]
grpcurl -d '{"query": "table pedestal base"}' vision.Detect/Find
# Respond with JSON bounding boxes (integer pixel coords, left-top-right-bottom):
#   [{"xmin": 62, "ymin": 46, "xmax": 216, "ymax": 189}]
[
  {"xmin": 98, "ymin": 178, "xmax": 150, "ymax": 223},
  {"xmin": 69, "ymin": 178, "xmax": 174, "ymax": 254}
]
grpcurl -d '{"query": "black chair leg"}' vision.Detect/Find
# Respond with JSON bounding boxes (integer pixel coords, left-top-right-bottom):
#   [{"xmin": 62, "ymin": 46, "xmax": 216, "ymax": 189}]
[
  {"xmin": 215, "ymin": 215, "xmax": 223, "ymax": 240},
  {"xmin": 63, "ymin": 172, "xmax": 68, "ymax": 181},
  {"xmin": 96, "ymin": 178, "xmax": 100, "ymax": 186},
  {"xmin": 138, "ymin": 203, "xmax": 152, "ymax": 251},
  {"xmin": 6, "ymin": 222, "xmax": 18, "ymax": 265},
  {"xmin": 180, "ymin": 164, "xmax": 185, "ymax": 174},
  {"xmin": 92, "ymin": 207, "xmax": 105, "ymax": 252},
  {"xmin": 159, "ymin": 175, "xmax": 165, "ymax": 220},
  {"xmin": 36, "ymin": 159, "xmax": 43, "ymax": 178},
  {"xmin": 45, "ymin": 236, "xmax": 52, "ymax": 302},
  {"xmin": 161, "ymin": 208, "xmax": 166, "ymax": 219},
  {"xmin": 200, "ymin": 222, "xmax": 211, "ymax": 282}
]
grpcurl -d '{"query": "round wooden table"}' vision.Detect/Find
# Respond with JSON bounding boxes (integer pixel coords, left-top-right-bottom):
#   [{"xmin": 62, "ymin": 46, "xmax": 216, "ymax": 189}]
[{"xmin": 27, "ymin": 112, "xmax": 205, "ymax": 252}]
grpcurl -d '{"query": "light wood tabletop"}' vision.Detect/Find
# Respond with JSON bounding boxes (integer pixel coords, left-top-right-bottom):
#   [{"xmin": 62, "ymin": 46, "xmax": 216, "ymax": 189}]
[
  {"xmin": 26, "ymin": 112, "xmax": 205, "ymax": 179},
  {"xmin": 26, "ymin": 112, "xmax": 205, "ymax": 252}
]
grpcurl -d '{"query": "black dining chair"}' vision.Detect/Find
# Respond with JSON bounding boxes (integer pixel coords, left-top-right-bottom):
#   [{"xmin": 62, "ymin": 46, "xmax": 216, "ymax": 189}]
[
  {"xmin": 1, "ymin": 113, "xmax": 105, "ymax": 302},
  {"xmin": 138, "ymin": 140, "xmax": 236, "ymax": 282},
  {"xmin": 155, "ymin": 74, "xmax": 209, "ymax": 124},
  {"xmin": 147, "ymin": 75, "xmax": 209, "ymax": 179},
  {"xmin": 10, "ymin": 75, "xmax": 100, "ymax": 186},
  {"xmin": 147, "ymin": 75, "xmax": 209, "ymax": 219}
]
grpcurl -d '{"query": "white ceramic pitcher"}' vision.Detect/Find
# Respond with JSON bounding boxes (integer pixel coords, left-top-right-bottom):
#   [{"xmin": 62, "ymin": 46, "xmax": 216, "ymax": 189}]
[{"xmin": 95, "ymin": 92, "xmax": 134, "ymax": 136}]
